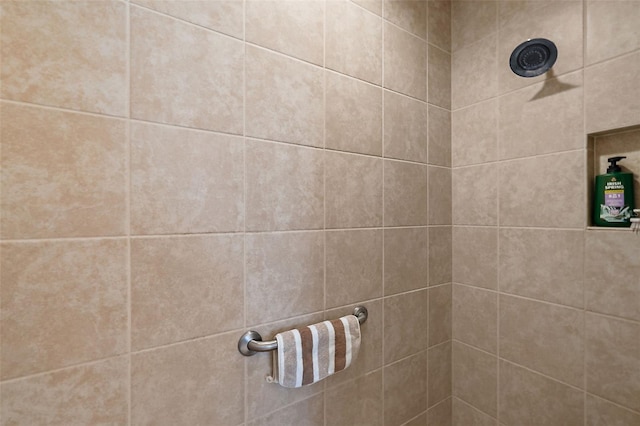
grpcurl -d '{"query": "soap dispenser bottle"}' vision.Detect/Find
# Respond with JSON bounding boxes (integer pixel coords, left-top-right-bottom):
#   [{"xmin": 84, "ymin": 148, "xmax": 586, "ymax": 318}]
[{"xmin": 594, "ymin": 156, "xmax": 636, "ymax": 227}]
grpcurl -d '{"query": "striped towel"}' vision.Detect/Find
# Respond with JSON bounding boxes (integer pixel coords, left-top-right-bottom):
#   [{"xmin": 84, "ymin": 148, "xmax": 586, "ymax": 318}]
[{"xmin": 274, "ymin": 315, "xmax": 361, "ymax": 388}]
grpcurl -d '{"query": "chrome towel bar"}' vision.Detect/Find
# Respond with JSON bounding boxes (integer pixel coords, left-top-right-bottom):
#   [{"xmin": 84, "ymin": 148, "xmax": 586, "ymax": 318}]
[{"xmin": 237, "ymin": 306, "xmax": 368, "ymax": 356}]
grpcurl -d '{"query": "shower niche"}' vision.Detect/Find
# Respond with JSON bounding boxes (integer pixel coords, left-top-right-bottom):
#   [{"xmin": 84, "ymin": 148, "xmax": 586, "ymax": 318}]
[{"xmin": 587, "ymin": 125, "xmax": 640, "ymax": 228}]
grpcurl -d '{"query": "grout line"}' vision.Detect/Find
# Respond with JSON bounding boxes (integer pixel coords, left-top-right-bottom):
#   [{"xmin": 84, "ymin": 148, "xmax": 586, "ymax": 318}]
[
  {"xmin": 499, "ymin": 357, "xmax": 586, "ymax": 394},
  {"xmin": 425, "ymin": 20, "xmax": 431, "ymax": 409},
  {"xmin": 242, "ymin": 0, "xmax": 248, "ymax": 422},
  {"xmin": 125, "ymin": 3, "xmax": 133, "ymax": 423},
  {"xmin": 0, "ymin": 98, "xmax": 129, "ymax": 121},
  {"xmin": 384, "ymin": 16, "xmax": 427, "ymax": 44},
  {"xmin": 583, "ymin": 46, "xmax": 640, "ymax": 71},
  {"xmin": 383, "ymin": 348, "xmax": 430, "ymax": 371},
  {"xmin": 384, "ymin": 84, "xmax": 430, "ymax": 105},
  {"xmin": 0, "ymin": 354, "xmax": 131, "ymax": 385},
  {"xmin": 585, "ymin": 393, "xmax": 640, "ymax": 417},
  {"xmin": 495, "ymin": 11, "xmax": 501, "ymax": 418},
  {"xmin": 380, "ymin": 9, "xmax": 386, "ymax": 423},
  {"xmin": 582, "ymin": 2, "xmax": 588, "ymax": 422},
  {"xmin": 453, "ymin": 396, "xmax": 499, "ymax": 422},
  {"xmin": 4, "ymin": 222, "xmax": 623, "ymax": 242},
  {"xmin": 249, "ymin": 388, "xmax": 325, "ymax": 424},
  {"xmin": 129, "ymin": 2, "xmax": 244, "ymax": 43},
  {"xmin": 451, "ymin": 147, "xmax": 586, "ymax": 170},
  {"xmin": 129, "ymin": 117, "xmax": 244, "ymax": 138},
  {"xmin": 1, "ymin": 226, "xmax": 443, "ymax": 244},
  {"xmin": 449, "ymin": 224, "xmax": 583, "ymax": 231},
  {"xmin": 322, "ymin": 0, "xmax": 327, "ymax": 422},
  {"xmin": 455, "ymin": 335, "xmax": 640, "ymax": 412},
  {"xmin": 130, "ymin": 328, "xmax": 243, "ymax": 356}
]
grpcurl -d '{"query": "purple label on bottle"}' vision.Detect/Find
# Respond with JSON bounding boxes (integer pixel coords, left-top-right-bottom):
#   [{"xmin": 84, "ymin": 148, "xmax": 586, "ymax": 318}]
[{"xmin": 605, "ymin": 191, "xmax": 624, "ymax": 207}]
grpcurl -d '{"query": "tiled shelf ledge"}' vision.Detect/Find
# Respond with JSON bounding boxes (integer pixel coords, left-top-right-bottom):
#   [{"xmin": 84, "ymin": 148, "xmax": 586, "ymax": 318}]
[{"xmin": 586, "ymin": 226, "xmax": 635, "ymax": 232}]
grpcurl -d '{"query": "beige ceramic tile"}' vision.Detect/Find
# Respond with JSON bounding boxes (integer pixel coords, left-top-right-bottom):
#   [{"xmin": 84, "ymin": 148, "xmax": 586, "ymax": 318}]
[
  {"xmin": 246, "ymin": 0, "xmax": 324, "ymax": 65},
  {"xmin": 326, "ymin": 300, "xmax": 384, "ymax": 387},
  {"xmin": 326, "ymin": 371, "xmax": 383, "ymax": 426},
  {"xmin": 452, "ymin": 342, "xmax": 497, "ymax": 417},
  {"xmin": 245, "ymin": 140, "xmax": 324, "ymax": 231},
  {"xmin": 586, "ymin": 1, "xmax": 640, "ymax": 65},
  {"xmin": 429, "ymin": 284, "xmax": 452, "ymax": 346},
  {"xmin": 428, "ymin": 45, "xmax": 452, "ymax": 109},
  {"xmin": 452, "ymin": 226, "xmax": 498, "ymax": 290},
  {"xmin": 499, "ymin": 360, "xmax": 584, "ymax": 426},
  {"xmin": 249, "ymin": 394, "xmax": 324, "ymax": 426},
  {"xmin": 326, "ymin": 0, "xmax": 383, "ymax": 85},
  {"xmin": 428, "ymin": 398, "xmax": 452, "ymax": 426},
  {"xmin": 452, "ymin": 99, "xmax": 498, "ymax": 167},
  {"xmin": 384, "ymin": 90, "xmax": 429, "ymax": 163},
  {"xmin": 586, "ymin": 314, "xmax": 640, "ymax": 412},
  {"xmin": 130, "ymin": 122, "xmax": 243, "ymax": 235},
  {"xmin": 132, "ymin": 0, "xmax": 243, "ymax": 38},
  {"xmin": 131, "ymin": 235, "xmax": 243, "ymax": 350},
  {"xmin": 500, "ymin": 229, "xmax": 584, "ymax": 308},
  {"xmin": 384, "ymin": 351, "xmax": 428, "ymax": 426},
  {"xmin": 0, "ymin": 240, "xmax": 127, "ymax": 379},
  {"xmin": 0, "ymin": 1, "xmax": 126, "ymax": 115},
  {"xmin": 499, "ymin": 151, "xmax": 584, "ymax": 228},
  {"xmin": 246, "ymin": 232, "xmax": 324, "ymax": 325},
  {"xmin": 326, "ymin": 151, "xmax": 383, "ymax": 228},
  {"xmin": 131, "ymin": 7, "xmax": 243, "ymax": 133},
  {"xmin": 428, "ymin": 1, "xmax": 452, "ymax": 52},
  {"xmin": 586, "ymin": 394, "xmax": 640, "ymax": 426},
  {"xmin": 384, "ymin": 160, "xmax": 428, "ymax": 226},
  {"xmin": 1, "ymin": 357, "xmax": 128, "ymax": 425},
  {"xmin": 326, "ymin": 71, "xmax": 383, "ymax": 156},
  {"xmin": 453, "ymin": 284, "xmax": 497, "ymax": 354},
  {"xmin": 452, "ymin": 397, "xmax": 497, "ymax": 426},
  {"xmin": 500, "ymin": 295, "xmax": 584, "ymax": 387},
  {"xmin": 384, "ymin": 0, "xmax": 427, "ymax": 39},
  {"xmin": 131, "ymin": 332, "xmax": 244, "ymax": 425},
  {"xmin": 452, "ymin": 164, "xmax": 498, "ymax": 225},
  {"xmin": 451, "ymin": 1, "xmax": 496, "ymax": 52},
  {"xmin": 586, "ymin": 230, "xmax": 640, "ymax": 322},
  {"xmin": 246, "ymin": 45, "xmax": 324, "ymax": 146},
  {"xmin": 384, "ymin": 22, "xmax": 427, "ymax": 100},
  {"xmin": 585, "ymin": 51, "xmax": 640, "ymax": 134},
  {"xmin": 498, "ymin": 71, "xmax": 584, "ymax": 160},
  {"xmin": 498, "ymin": 1, "xmax": 583, "ymax": 95},
  {"xmin": 384, "ymin": 290, "xmax": 429, "ymax": 363},
  {"xmin": 452, "ymin": 34, "xmax": 497, "ymax": 109},
  {"xmin": 0, "ymin": 103, "xmax": 127, "ymax": 239},
  {"xmin": 428, "ymin": 166, "xmax": 452, "ymax": 225},
  {"xmin": 384, "ymin": 227, "xmax": 429, "ymax": 295},
  {"xmin": 428, "ymin": 341, "xmax": 452, "ymax": 407},
  {"xmin": 428, "ymin": 105, "xmax": 452, "ymax": 167},
  {"xmin": 326, "ymin": 229, "xmax": 383, "ymax": 308},
  {"xmin": 429, "ymin": 226, "xmax": 452, "ymax": 287},
  {"xmin": 245, "ymin": 312, "xmax": 324, "ymax": 420},
  {"xmin": 353, "ymin": 0, "xmax": 382, "ymax": 15}
]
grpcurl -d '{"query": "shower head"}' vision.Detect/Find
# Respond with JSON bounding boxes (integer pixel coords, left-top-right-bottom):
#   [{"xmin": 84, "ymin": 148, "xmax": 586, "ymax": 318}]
[{"xmin": 509, "ymin": 38, "xmax": 557, "ymax": 78}]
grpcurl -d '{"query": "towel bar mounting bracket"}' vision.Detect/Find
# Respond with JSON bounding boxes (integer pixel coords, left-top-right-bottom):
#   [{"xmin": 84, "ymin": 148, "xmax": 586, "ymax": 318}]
[{"xmin": 237, "ymin": 305, "xmax": 368, "ymax": 356}]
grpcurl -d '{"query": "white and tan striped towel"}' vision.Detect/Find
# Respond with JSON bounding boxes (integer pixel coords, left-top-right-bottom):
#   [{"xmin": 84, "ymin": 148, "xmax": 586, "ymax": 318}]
[{"xmin": 274, "ymin": 315, "xmax": 361, "ymax": 388}]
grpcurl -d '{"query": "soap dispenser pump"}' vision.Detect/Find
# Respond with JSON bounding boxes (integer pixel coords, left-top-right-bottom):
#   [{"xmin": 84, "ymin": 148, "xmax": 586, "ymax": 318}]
[{"xmin": 593, "ymin": 156, "xmax": 636, "ymax": 227}]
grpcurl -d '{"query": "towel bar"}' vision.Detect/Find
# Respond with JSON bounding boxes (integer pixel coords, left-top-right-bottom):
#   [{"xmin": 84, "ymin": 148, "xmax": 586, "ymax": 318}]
[{"xmin": 237, "ymin": 306, "xmax": 368, "ymax": 356}]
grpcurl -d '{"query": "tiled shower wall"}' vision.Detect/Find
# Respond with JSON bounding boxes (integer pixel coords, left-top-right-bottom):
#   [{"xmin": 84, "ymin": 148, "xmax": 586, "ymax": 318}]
[
  {"xmin": 451, "ymin": 1, "xmax": 640, "ymax": 425},
  {"xmin": 0, "ymin": 1, "xmax": 453, "ymax": 425}
]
